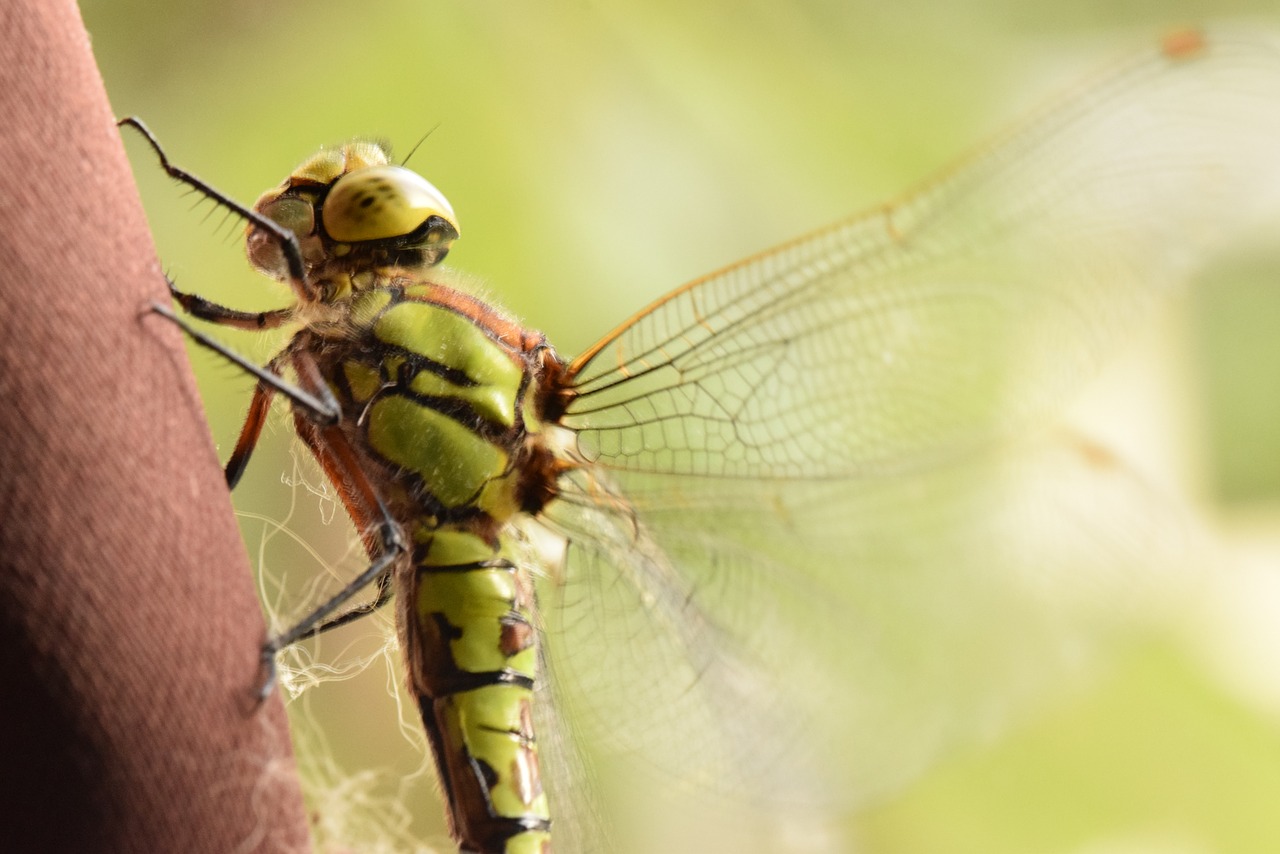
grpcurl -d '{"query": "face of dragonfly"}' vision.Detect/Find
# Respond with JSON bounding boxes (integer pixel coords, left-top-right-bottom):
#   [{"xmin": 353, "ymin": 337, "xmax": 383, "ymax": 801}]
[
  {"xmin": 236, "ymin": 27, "xmax": 1280, "ymax": 854},
  {"xmin": 246, "ymin": 141, "xmax": 460, "ymax": 302}
]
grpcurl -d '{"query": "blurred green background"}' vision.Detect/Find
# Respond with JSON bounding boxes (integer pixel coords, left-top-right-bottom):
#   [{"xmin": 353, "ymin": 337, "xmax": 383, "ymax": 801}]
[{"xmin": 86, "ymin": 1, "xmax": 1280, "ymax": 852}]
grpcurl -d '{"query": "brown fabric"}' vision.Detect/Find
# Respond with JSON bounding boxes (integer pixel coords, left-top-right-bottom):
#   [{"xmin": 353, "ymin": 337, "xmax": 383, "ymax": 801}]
[{"xmin": 0, "ymin": 3, "xmax": 310, "ymax": 852}]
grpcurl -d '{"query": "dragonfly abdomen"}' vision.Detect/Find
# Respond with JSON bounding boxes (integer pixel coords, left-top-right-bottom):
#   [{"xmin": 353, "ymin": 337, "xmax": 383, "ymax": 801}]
[{"xmin": 400, "ymin": 528, "xmax": 551, "ymax": 854}]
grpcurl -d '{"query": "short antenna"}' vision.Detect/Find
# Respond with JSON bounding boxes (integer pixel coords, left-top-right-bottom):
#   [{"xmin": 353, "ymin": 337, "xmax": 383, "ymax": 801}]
[{"xmin": 401, "ymin": 122, "xmax": 442, "ymax": 168}]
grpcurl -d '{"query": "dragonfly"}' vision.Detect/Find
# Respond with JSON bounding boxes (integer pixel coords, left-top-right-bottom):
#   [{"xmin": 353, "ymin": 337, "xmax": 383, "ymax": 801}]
[{"xmin": 128, "ymin": 25, "xmax": 1280, "ymax": 854}]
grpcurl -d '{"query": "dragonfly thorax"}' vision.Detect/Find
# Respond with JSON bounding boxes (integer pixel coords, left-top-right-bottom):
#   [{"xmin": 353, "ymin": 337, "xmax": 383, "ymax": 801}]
[{"xmin": 246, "ymin": 142, "xmax": 459, "ymax": 303}]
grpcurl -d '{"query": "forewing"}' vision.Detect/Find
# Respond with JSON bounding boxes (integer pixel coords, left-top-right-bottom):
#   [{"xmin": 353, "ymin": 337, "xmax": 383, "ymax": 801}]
[{"xmin": 564, "ymin": 28, "xmax": 1280, "ymax": 479}]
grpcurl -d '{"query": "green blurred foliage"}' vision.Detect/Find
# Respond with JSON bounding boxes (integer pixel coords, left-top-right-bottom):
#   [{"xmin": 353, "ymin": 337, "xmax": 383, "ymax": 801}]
[{"xmin": 86, "ymin": 1, "xmax": 1280, "ymax": 852}]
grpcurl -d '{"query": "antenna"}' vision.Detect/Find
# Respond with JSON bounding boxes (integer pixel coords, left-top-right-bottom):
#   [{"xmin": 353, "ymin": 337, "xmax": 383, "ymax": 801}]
[{"xmin": 401, "ymin": 122, "xmax": 442, "ymax": 168}]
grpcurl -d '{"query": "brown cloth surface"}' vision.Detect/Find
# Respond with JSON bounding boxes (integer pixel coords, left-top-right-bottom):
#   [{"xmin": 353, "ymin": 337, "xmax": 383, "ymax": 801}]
[{"xmin": 0, "ymin": 2, "xmax": 311, "ymax": 851}]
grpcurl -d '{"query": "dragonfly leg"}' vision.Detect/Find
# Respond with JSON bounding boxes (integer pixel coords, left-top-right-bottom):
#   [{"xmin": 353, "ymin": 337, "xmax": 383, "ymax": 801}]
[
  {"xmin": 257, "ymin": 516, "xmax": 406, "ymax": 699},
  {"xmin": 258, "ymin": 408, "xmax": 411, "ymax": 700},
  {"xmin": 224, "ymin": 364, "xmax": 279, "ymax": 489},
  {"xmin": 302, "ymin": 570, "xmax": 395, "ymax": 636},
  {"xmin": 118, "ymin": 116, "xmax": 309, "ymax": 291},
  {"xmin": 153, "ymin": 292, "xmax": 310, "ymax": 487},
  {"xmin": 150, "ymin": 300, "xmax": 341, "ymax": 426},
  {"xmin": 166, "ymin": 277, "xmax": 294, "ymax": 331}
]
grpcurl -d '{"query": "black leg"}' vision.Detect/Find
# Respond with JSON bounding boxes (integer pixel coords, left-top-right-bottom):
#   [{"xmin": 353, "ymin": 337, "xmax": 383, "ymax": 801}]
[
  {"xmin": 258, "ymin": 515, "xmax": 407, "ymax": 699},
  {"xmin": 118, "ymin": 116, "xmax": 309, "ymax": 290},
  {"xmin": 150, "ymin": 301, "xmax": 340, "ymax": 425},
  {"xmin": 167, "ymin": 278, "xmax": 295, "ymax": 331},
  {"xmin": 303, "ymin": 570, "xmax": 396, "ymax": 637}
]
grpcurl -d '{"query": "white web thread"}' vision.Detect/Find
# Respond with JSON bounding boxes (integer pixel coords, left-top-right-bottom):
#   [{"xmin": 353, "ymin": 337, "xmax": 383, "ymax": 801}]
[{"xmin": 237, "ymin": 447, "xmax": 445, "ymax": 854}]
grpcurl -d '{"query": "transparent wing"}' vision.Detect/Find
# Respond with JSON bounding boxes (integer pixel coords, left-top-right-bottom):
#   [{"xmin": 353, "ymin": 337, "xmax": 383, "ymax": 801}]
[
  {"xmin": 526, "ymin": 635, "xmax": 614, "ymax": 854},
  {"xmin": 564, "ymin": 28, "xmax": 1280, "ymax": 479},
  {"xmin": 530, "ymin": 27, "xmax": 1280, "ymax": 816},
  {"xmin": 538, "ymin": 434, "xmax": 1203, "ymax": 809}
]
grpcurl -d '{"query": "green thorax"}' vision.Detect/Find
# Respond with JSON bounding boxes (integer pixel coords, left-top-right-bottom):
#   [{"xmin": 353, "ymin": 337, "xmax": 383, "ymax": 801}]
[{"xmin": 301, "ymin": 279, "xmax": 564, "ymax": 532}]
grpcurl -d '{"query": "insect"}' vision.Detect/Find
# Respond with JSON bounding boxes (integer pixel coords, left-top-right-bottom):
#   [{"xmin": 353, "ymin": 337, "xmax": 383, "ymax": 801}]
[{"xmin": 129, "ymin": 26, "xmax": 1280, "ymax": 854}]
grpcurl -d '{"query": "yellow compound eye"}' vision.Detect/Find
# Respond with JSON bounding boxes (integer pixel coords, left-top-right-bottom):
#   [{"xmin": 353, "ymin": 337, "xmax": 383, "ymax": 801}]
[{"xmin": 322, "ymin": 165, "xmax": 458, "ymax": 243}]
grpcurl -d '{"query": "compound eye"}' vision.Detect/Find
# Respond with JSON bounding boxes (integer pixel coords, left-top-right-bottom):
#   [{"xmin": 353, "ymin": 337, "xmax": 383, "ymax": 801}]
[
  {"xmin": 258, "ymin": 195, "xmax": 315, "ymax": 236},
  {"xmin": 322, "ymin": 165, "xmax": 458, "ymax": 244}
]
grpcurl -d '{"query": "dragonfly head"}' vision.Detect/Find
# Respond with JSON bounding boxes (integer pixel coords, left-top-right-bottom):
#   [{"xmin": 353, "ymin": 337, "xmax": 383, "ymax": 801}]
[{"xmin": 246, "ymin": 141, "xmax": 460, "ymax": 301}]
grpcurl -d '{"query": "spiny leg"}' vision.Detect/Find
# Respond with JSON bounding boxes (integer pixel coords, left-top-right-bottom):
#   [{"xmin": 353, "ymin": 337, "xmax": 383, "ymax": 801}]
[
  {"xmin": 150, "ymin": 305, "xmax": 399, "ymax": 697},
  {"xmin": 127, "ymin": 121, "xmax": 402, "ymax": 693},
  {"xmin": 150, "ymin": 301, "xmax": 339, "ymax": 425},
  {"xmin": 154, "ymin": 273, "xmax": 303, "ymax": 484},
  {"xmin": 118, "ymin": 116, "xmax": 310, "ymax": 292}
]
